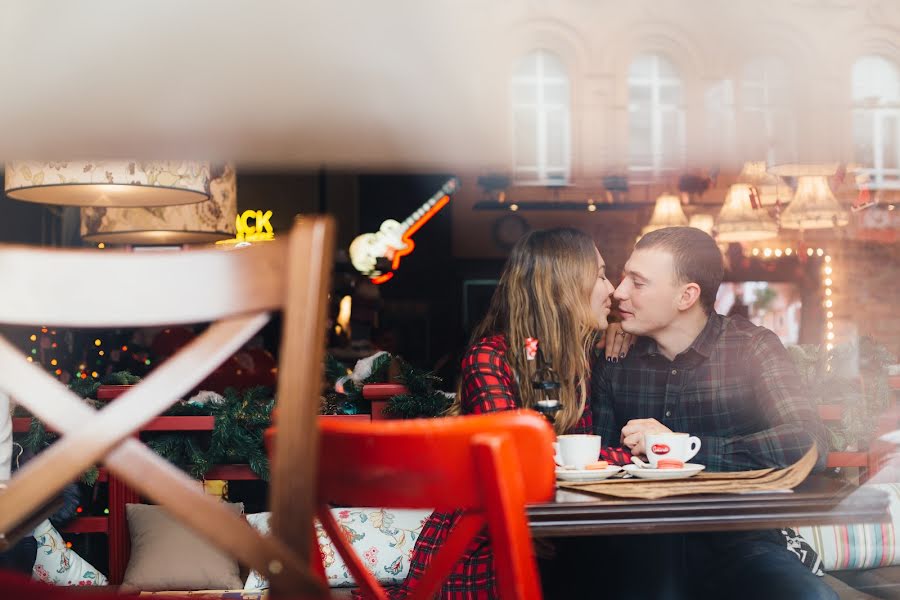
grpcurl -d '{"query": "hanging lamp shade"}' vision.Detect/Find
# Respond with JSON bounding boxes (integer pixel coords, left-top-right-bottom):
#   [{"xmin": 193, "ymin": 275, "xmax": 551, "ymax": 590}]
[
  {"xmin": 779, "ymin": 175, "xmax": 849, "ymax": 230},
  {"xmin": 688, "ymin": 213, "xmax": 714, "ymax": 235},
  {"xmin": 738, "ymin": 161, "xmax": 786, "ymax": 206},
  {"xmin": 641, "ymin": 194, "xmax": 688, "ymax": 235},
  {"xmin": 80, "ymin": 164, "xmax": 237, "ymax": 245},
  {"xmin": 4, "ymin": 160, "xmax": 210, "ymax": 207},
  {"xmin": 715, "ymin": 183, "xmax": 778, "ymax": 242}
]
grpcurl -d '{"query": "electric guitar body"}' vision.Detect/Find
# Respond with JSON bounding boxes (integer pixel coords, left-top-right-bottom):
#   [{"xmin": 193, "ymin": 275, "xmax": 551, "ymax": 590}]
[{"xmin": 349, "ymin": 178, "xmax": 458, "ymax": 282}]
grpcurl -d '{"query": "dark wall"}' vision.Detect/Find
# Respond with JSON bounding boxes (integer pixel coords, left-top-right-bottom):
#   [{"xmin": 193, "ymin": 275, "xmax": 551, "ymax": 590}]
[{"xmin": 357, "ymin": 174, "xmax": 461, "ymax": 380}]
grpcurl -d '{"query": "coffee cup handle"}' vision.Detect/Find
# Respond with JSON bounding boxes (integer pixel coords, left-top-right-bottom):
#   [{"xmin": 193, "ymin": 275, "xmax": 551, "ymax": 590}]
[
  {"xmin": 685, "ymin": 436, "xmax": 701, "ymax": 462},
  {"xmin": 552, "ymin": 442, "xmax": 564, "ymax": 467}
]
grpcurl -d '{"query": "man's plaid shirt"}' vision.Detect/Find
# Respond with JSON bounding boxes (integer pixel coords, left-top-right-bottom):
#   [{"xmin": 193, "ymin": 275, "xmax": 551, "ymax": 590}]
[{"xmin": 592, "ymin": 313, "xmax": 828, "ymax": 472}]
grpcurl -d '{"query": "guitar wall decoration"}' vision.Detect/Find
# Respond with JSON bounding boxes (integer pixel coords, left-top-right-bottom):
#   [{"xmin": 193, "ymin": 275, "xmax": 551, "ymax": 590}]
[{"xmin": 349, "ymin": 177, "xmax": 459, "ymax": 284}]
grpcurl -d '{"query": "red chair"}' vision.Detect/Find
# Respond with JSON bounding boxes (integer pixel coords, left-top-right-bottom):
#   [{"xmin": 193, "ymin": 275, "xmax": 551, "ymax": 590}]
[{"xmin": 268, "ymin": 410, "xmax": 556, "ymax": 600}]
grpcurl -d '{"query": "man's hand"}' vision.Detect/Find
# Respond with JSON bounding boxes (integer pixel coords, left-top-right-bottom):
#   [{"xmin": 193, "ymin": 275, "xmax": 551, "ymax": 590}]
[{"xmin": 621, "ymin": 418, "xmax": 672, "ymax": 456}]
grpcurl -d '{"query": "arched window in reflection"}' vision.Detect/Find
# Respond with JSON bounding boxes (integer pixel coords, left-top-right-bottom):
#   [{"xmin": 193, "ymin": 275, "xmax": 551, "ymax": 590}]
[
  {"xmin": 628, "ymin": 53, "xmax": 685, "ymax": 180},
  {"xmin": 741, "ymin": 57, "xmax": 794, "ymax": 166},
  {"xmin": 852, "ymin": 56, "xmax": 900, "ymax": 189},
  {"xmin": 511, "ymin": 50, "xmax": 571, "ymax": 184}
]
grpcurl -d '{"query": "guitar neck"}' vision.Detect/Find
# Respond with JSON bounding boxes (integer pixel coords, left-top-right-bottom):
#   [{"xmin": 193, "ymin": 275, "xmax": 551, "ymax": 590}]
[{"xmin": 398, "ymin": 179, "xmax": 458, "ymax": 230}]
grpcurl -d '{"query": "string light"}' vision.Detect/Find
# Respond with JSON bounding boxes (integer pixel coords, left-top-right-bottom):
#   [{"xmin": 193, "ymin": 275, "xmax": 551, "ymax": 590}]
[
  {"xmin": 29, "ymin": 334, "xmax": 36, "ymax": 341},
  {"xmin": 752, "ymin": 248, "xmax": 760, "ymax": 256},
  {"xmin": 807, "ymin": 248, "xmax": 814, "ymax": 256},
  {"xmin": 763, "ymin": 248, "xmax": 773, "ymax": 257},
  {"xmin": 774, "ymin": 249, "xmax": 783, "ymax": 257},
  {"xmin": 784, "ymin": 248, "xmax": 792, "ymax": 256},
  {"xmin": 823, "ymin": 253, "xmax": 834, "ymax": 351},
  {"xmin": 509, "ymin": 204, "xmax": 519, "ymax": 212},
  {"xmin": 26, "ymin": 356, "xmax": 33, "ymax": 362},
  {"xmin": 94, "ymin": 339, "xmax": 102, "ymax": 346}
]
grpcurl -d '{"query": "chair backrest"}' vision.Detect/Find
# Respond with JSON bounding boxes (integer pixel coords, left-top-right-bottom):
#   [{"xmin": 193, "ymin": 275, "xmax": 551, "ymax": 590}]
[
  {"xmin": 310, "ymin": 410, "xmax": 556, "ymax": 600},
  {"xmin": 0, "ymin": 216, "xmax": 335, "ymax": 599}
]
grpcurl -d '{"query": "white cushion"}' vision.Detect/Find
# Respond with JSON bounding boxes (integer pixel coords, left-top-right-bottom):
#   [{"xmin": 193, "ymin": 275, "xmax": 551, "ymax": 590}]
[
  {"xmin": 245, "ymin": 508, "xmax": 431, "ymax": 589},
  {"xmin": 32, "ymin": 519, "xmax": 108, "ymax": 586}
]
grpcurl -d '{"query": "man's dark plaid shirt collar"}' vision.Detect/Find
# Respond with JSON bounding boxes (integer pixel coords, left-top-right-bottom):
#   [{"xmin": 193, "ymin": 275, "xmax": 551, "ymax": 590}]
[{"xmin": 633, "ymin": 310, "xmax": 722, "ymax": 364}]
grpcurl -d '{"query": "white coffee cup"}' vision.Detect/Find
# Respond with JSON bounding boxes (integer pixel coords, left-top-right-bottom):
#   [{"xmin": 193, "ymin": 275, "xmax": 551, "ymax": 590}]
[
  {"xmin": 644, "ymin": 432, "xmax": 701, "ymax": 468},
  {"xmin": 553, "ymin": 434, "xmax": 602, "ymax": 470}
]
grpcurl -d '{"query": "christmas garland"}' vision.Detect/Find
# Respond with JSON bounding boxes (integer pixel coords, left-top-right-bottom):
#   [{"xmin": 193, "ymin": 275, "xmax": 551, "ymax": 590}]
[
  {"xmin": 21, "ymin": 351, "xmax": 455, "ymax": 486},
  {"xmin": 321, "ymin": 352, "xmax": 453, "ymax": 419},
  {"xmin": 19, "ymin": 372, "xmax": 274, "ymax": 483}
]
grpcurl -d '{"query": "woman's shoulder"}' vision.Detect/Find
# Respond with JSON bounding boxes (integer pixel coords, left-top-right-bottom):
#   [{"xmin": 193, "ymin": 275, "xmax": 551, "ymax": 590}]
[
  {"xmin": 469, "ymin": 333, "xmax": 508, "ymax": 354},
  {"xmin": 461, "ymin": 334, "xmax": 511, "ymax": 370}
]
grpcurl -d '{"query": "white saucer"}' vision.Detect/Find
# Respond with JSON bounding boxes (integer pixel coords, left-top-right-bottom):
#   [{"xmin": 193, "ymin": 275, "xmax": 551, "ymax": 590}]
[
  {"xmin": 621, "ymin": 463, "xmax": 706, "ymax": 480},
  {"xmin": 555, "ymin": 466, "xmax": 622, "ymax": 482}
]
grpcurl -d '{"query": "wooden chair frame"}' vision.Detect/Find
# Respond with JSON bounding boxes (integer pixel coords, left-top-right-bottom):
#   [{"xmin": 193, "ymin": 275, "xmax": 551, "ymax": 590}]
[{"xmin": 0, "ymin": 216, "xmax": 335, "ymax": 598}]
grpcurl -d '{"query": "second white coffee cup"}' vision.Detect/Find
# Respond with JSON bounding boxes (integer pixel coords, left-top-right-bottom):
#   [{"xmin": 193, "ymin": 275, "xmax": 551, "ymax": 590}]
[
  {"xmin": 644, "ymin": 432, "xmax": 701, "ymax": 467},
  {"xmin": 553, "ymin": 434, "xmax": 602, "ymax": 470}
]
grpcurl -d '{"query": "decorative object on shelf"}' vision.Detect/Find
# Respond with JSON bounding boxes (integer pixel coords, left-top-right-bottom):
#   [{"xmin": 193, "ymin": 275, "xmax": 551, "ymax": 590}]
[
  {"xmin": 80, "ymin": 163, "xmax": 237, "ymax": 245},
  {"xmin": 349, "ymin": 177, "xmax": 459, "ymax": 284},
  {"xmin": 4, "ymin": 161, "xmax": 210, "ymax": 207},
  {"xmin": 715, "ymin": 184, "xmax": 779, "ymax": 242},
  {"xmin": 641, "ymin": 193, "xmax": 688, "ymax": 236},
  {"xmin": 780, "ymin": 175, "xmax": 850, "ymax": 230}
]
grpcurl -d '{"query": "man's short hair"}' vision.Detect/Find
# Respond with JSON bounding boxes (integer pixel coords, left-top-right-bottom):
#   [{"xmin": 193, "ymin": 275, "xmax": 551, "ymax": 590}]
[{"xmin": 636, "ymin": 227, "xmax": 724, "ymax": 314}]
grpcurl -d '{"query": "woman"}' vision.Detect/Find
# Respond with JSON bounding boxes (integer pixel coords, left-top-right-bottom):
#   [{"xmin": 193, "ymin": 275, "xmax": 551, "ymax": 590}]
[{"xmin": 388, "ymin": 228, "xmax": 629, "ymax": 600}]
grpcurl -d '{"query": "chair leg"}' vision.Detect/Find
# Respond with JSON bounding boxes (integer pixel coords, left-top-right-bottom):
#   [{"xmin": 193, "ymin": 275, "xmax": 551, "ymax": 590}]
[{"xmin": 473, "ymin": 433, "xmax": 544, "ymax": 600}]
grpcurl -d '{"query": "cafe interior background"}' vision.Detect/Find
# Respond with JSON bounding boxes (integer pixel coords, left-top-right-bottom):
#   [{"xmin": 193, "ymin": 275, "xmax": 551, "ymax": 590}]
[{"xmin": 0, "ymin": 0, "xmax": 899, "ymax": 588}]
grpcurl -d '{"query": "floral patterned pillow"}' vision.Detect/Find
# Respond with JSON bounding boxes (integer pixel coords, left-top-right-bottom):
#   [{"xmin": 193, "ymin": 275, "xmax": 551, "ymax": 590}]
[
  {"xmin": 32, "ymin": 519, "xmax": 108, "ymax": 586},
  {"xmin": 244, "ymin": 508, "xmax": 431, "ymax": 589}
]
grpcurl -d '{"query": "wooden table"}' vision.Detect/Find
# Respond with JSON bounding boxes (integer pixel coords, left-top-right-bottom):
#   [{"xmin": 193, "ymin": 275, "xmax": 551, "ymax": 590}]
[{"xmin": 527, "ymin": 475, "xmax": 890, "ymax": 538}]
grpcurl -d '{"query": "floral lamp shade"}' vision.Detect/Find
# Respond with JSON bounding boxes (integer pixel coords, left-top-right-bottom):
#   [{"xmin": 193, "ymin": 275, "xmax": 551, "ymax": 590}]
[
  {"xmin": 4, "ymin": 160, "xmax": 210, "ymax": 207},
  {"xmin": 641, "ymin": 194, "xmax": 688, "ymax": 235},
  {"xmin": 715, "ymin": 183, "xmax": 779, "ymax": 242},
  {"xmin": 779, "ymin": 175, "xmax": 849, "ymax": 230},
  {"xmin": 80, "ymin": 164, "xmax": 237, "ymax": 245}
]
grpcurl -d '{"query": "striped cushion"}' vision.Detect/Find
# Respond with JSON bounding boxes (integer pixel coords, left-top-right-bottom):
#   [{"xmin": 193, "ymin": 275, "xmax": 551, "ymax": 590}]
[{"xmin": 795, "ymin": 482, "xmax": 900, "ymax": 571}]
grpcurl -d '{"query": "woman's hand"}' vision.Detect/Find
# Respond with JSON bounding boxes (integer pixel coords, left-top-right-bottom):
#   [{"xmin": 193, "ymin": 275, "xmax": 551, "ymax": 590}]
[{"xmin": 605, "ymin": 322, "xmax": 635, "ymax": 362}]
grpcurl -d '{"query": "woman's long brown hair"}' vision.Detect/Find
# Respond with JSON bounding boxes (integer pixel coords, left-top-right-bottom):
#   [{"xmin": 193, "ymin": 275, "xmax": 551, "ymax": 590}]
[{"xmin": 450, "ymin": 228, "xmax": 601, "ymax": 433}]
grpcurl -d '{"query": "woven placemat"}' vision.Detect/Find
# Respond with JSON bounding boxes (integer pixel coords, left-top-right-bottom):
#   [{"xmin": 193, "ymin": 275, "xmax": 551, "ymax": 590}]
[{"xmin": 558, "ymin": 447, "xmax": 817, "ymax": 499}]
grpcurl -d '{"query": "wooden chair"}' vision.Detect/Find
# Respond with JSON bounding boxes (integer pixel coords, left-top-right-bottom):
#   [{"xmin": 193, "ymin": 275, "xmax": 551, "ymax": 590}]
[
  {"xmin": 270, "ymin": 410, "xmax": 556, "ymax": 600},
  {"xmin": 0, "ymin": 216, "xmax": 335, "ymax": 599}
]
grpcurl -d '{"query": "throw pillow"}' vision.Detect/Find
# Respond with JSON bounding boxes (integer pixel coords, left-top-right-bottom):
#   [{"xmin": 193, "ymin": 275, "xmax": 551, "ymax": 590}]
[
  {"xmin": 244, "ymin": 508, "xmax": 431, "ymax": 589},
  {"xmin": 122, "ymin": 501, "xmax": 244, "ymax": 591},
  {"xmin": 795, "ymin": 482, "xmax": 900, "ymax": 571},
  {"xmin": 32, "ymin": 519, "xmax": 108, "ymax": 586}
]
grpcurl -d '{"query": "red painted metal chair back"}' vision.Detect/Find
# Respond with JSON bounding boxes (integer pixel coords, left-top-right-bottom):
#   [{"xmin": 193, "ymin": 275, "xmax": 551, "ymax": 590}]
[{"xmin": 269, "ymin": 410, "xmax": 555, "ymax": 600}]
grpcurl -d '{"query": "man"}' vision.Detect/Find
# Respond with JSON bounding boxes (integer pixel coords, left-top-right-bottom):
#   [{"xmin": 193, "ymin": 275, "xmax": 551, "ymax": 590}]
[{"xmin": 592, "ymin": 227, "xmax": 834, "ymax": 600}]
